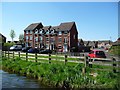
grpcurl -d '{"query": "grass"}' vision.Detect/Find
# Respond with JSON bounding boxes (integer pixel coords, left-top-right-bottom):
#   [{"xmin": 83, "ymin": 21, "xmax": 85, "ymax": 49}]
[
  {"xmin": 108, "ymin": 46, "xmax": 120, "ymax": 56},
  {"xmin": 2, "ymin": 57, "xmax": 120, "ymax": 89}
]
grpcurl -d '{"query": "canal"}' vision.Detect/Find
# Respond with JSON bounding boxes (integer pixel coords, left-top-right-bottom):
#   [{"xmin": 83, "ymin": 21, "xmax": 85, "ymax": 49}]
[{"xmin": 0, "ymin": 70, "xmax": 44, "ymax": 88}]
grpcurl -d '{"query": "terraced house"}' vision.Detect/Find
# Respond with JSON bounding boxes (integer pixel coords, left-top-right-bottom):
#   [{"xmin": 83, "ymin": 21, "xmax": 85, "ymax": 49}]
[{"xmin": 24, "ymin": 22, "xmax": 78, "ymax": 52}]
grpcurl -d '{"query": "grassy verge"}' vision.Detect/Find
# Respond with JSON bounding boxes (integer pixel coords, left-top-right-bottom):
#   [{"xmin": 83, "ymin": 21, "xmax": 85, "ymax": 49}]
[
  {"xmin": 108, "ymin": 46, "xmax": 120, "ymax": 56},
  {"xmin": 2, "ymin": 57, "xmax": 120, "ymax": 89}
]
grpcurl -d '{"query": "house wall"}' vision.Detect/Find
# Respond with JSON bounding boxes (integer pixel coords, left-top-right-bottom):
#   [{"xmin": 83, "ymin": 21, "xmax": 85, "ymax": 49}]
[
  {"xmin": 24, "ymin": 22, "xmax": 78, "ymax": 52},
  {"xmin": 70, "ymin": 23, "xmax": 78, "ymax": 52}
]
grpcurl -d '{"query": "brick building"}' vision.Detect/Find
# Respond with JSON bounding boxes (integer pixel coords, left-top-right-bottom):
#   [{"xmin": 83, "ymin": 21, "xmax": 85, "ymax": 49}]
[{"xmin": 24, "ymin": 22, "xmax": 78, "ymax": 52}]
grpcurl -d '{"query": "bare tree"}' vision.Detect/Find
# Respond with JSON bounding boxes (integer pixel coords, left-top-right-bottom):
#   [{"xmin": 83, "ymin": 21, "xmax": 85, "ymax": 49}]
[{"xmin": 10, "ymin": 30, "xmax": 16, "ymax": 42}]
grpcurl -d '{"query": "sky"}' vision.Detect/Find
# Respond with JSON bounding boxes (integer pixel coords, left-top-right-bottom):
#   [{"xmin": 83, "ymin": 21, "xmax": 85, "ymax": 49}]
[{"xmin": 1, "ymin": 2, "xmax": 118, "ymax": 42}]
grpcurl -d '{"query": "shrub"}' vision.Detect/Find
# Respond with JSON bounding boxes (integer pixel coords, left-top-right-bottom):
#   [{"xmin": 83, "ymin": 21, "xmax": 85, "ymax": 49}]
[{"xmin": 4, "ymin": 42, "xmax": 15, "ymax": 47}]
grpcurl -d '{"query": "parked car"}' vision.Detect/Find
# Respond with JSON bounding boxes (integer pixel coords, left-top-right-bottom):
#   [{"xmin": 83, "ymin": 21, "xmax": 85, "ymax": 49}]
[
  {"xmin": 39, "ymin": 49, "xmax": 52, "ymax": 54},
  {"xmin": 10, "ymin": 45, "xmax": 22, "ymax": 51},
  {"xmin": 27, "ymin": 48, "xmax": 39, "ymax": 53},
  {"xmin": 22, "ymin": 47, "xmax": 32, "ymax": 52},
  {"xmin": 88, "ymin": 49, "xmax": 106, "ymax": 58}
]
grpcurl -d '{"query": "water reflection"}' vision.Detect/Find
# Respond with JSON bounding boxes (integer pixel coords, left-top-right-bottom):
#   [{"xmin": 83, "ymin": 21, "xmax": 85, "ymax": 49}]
[{"xmin": 1, "ymin": 70, "xmax": 42, "ymax": 88}]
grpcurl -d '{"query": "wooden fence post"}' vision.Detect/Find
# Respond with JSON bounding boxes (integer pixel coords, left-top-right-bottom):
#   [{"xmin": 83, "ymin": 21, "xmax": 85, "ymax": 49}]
[
  {"xmin": 89, "ymin": 58, "xmax": 92, "ymax": 68},
  {"xmin": 49, "ymin": 54, "xmax": 51, "ymax": 63},
  {"xmin": 3, "ymin": 51, "xmax": 5, "ymax": 57},
  {"xmin": 8, "ymin": 50, "xmax": 9, "ymax": 59},
  {"xmin": 5, "ymin": 51, "xmax": 6, "ymax": 57},
  {"xmin": 56, "ymin": 52, "xmax": 57, "ymax": 61},
  {"xmin": 13, "ymin": 51, "xmax": 14, "ymax": 59},
  {"xmin": 112, "ymin": 57, "xmax": 116, "ymax": 73},
  {"xmin": 65, "ymin": 54, "xmax": 67, "ymax": 65},
  {"xmin": 82, "ymin": 56, "xmax": 88, "ymax": 74},
  {"xmin": 35, "ymin": 53, "xmax": 37, "ymax": 62},
  {"xmin": 18, "ymin": 52, "xmax": 20, "ymax": 58},
  {"xmin": 2, "ymin": 51, "xmax": 4, "ymax": 58},
  {"xmin": 26, "ymin": 52, "xmax": 28, "ymax": 61}
]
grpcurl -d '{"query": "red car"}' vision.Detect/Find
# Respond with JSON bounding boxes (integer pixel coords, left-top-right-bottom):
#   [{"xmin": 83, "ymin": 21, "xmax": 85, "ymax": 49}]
[{"xmin": 88, "ymin": 49, "xmax": 106, "ymax": 58}]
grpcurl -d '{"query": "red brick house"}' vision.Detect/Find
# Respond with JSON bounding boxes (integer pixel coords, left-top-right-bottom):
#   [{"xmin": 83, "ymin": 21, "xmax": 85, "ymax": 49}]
[{"xmin": 24, "ymin": 22, "xmax": 78, "ymax": 52}]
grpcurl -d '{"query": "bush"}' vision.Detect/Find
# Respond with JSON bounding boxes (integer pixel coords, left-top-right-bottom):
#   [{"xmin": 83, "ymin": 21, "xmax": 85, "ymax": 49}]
[
  {"xmin": 109, "ymin": 46, "xmax": 120, "ymax": 56},
  {"xmin": 4, "ymin": 42, "xmax": 15, "ymax": 47}
]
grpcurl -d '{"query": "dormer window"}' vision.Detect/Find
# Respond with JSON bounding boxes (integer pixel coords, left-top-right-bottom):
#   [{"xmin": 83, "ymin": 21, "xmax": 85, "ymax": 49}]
[
  {"xmin": 35, "ymin": 29, "xmax": 38, "ymax": 34},
  {"xmin": 39, "ymin": 30, "xmax": 43, "ymax": 34},
  {"xmin": 64, "ymin": 31, "xmax": 68, "ymax": 34},
  {"xmin": 51, "ymin": 30, "xmax": 55, "ymax": 34},
  {"xmin": 46, "ymin": 30, "xmax": 49, "ymax": 34},
  {"xmin": 58, "ymin": 31, "xmax": 62, "ymax": 35}
]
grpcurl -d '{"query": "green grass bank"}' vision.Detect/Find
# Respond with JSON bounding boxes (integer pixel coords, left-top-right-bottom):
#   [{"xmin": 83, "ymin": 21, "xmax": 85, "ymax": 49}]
[
  {"xmin": 2, "ymin": 57, "xmax": 120, "ymax": 89},
  {"xmin": 109, "ymin": 46, "xmax": 120, "ymax": 56}
]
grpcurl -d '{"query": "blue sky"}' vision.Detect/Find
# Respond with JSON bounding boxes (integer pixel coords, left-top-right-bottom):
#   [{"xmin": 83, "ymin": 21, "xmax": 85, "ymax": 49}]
[{"xmin": 1, "ymin": 2, "xmax": 118, "ymax": 41}]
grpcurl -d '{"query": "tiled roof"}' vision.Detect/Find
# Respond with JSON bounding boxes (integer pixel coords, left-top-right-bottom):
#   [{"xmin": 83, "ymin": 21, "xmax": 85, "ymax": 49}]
[
  {"xmin": 24, "ymin": 23, "xmax": 41, "ymax": 31},
  {"xmin": 42, "ymin": 26, "xmax": 51, "ymax": 30},
  {"xmin": 98, "ymin": 40, "xmax": 112, "ymax": 44},
  {"xmin": 50, "ymin": 26, "xmax": 59, "ymax": 30},
  {"xmin": 42, "ymin": 22, "xmax": 75, "ymax": 31},
  {"xmin": 112, "ymin": 41, "xmax": 120, "ymax": 46},
  {"xmin": 25, "ymin": 22, "xmax": 76, "ymax": 32},
  {"xmin": 58, "ymin": 22, "xmax": 75, "ymax": 31}
]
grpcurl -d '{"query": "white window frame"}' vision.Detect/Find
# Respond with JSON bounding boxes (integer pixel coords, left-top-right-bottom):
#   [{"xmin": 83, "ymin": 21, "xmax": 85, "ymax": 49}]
[
  {"xmin": 30, "ymin": 36, "xmax": 32, "ymax": 40},
  {"xmin": 58, "ymin": 31, "xmax": 62, "ymax": 35},
  {"xmin": 35, "ymin": 37, "xmax": 38, "ymax": 41},
  {"xmin": 26, "ymin": 36, "xmax": 28, "ymax": 40},
  {"xmin": 30, "ymin": 31, "xmax": 32, "ymax": 34},
  {"xmin": 26, "ymin": 31, "xmax": 29, "ymax": 34}
]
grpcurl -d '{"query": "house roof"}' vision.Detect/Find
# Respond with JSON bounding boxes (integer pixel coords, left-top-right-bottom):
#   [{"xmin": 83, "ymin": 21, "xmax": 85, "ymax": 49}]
[
  {"xmin": 112, "ymin": 41, "xmax": 120, "ymax": 46},
  {"xmin": 84, "ymin": 41, "xmax": 89, "ymax": 45},
  {"xmin": 24, "ymin": 21, "xmax": 76, "ymax": 32},
  {"xmin": 50, "ymin": 26, "xmax": 59, "ymax": 31},
  {"xmin": 24, "ymin": 23, "xmax": 42, "ymax": 31},
  {"xmin": 88, "ymin": 41, "xmax": 96, "ymax": 46},
  {"xmin": 98, "ymin": 40, "xmax": 112, "ymax": 44},
  {"xmin": 58, "ymin": 22, "xmax": 75, "ymax": 31},
  {"xmin": 0, "ymin": 33, "xmax": 6, "ymax": 38},
  {"xmin": 42, "ymin": 22, "xmax": 75, "ymax": 31},
  {"xmin": 42, "ymin": 26, "xmax": 51, "ymax": 30}
]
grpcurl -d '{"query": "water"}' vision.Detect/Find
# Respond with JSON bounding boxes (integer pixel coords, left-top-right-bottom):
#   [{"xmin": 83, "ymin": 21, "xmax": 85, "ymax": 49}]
[{"xmin": 0, "ymin": 70, "xmax": 42, "ymax": 88}]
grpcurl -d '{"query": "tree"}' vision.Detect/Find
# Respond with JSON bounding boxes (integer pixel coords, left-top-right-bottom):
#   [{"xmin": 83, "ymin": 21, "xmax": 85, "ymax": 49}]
[
  {"xmin": 19, "ymin": 33, "xmax": 24, "ymax": 44},
  {"xmin": 10, "ymin": 30, "xmax": 15, "ymax": 42}
]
